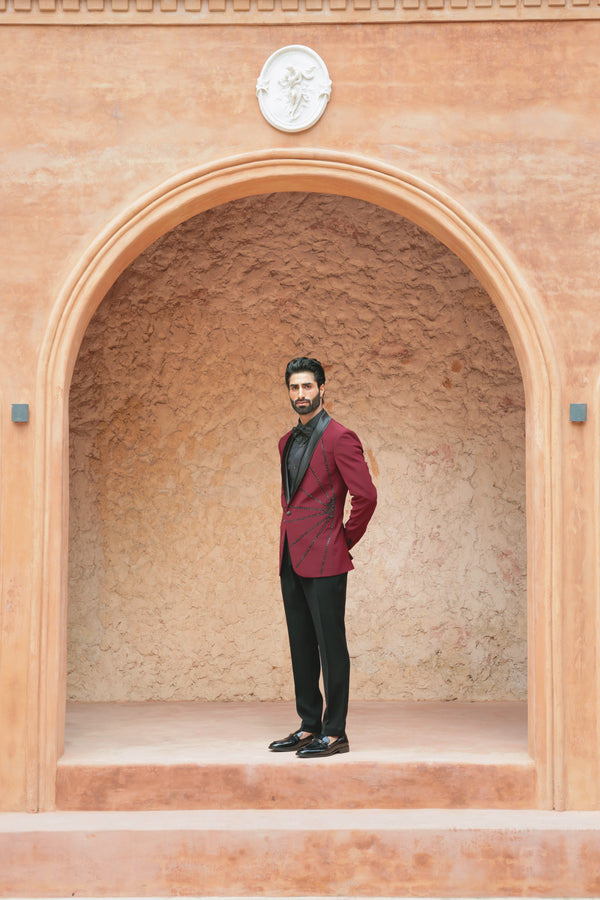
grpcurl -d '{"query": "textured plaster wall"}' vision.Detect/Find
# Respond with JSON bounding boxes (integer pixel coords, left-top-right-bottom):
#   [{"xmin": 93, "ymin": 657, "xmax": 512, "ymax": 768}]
[{"xmin": 68, "ymin": 192, "xmax": 526, "ymax": 702}]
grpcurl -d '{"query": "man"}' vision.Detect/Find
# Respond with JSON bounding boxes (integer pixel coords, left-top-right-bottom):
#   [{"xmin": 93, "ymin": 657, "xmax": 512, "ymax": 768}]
[{"xmin": 269, "ymin": 357, "xmax": 377, "ymax": 758}]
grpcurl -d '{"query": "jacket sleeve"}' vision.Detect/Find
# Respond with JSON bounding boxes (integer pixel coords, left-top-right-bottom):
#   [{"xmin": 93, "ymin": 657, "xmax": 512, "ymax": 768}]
[{"xmin": 333, "ymin": 429, "xmax": 377, "ymax": 548}]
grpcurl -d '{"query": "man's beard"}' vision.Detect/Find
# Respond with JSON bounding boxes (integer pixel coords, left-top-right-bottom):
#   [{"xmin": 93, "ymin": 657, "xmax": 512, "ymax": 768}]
[{"xmin": 291, "ymin": 395, "xmax": 322, "ymax": 416}]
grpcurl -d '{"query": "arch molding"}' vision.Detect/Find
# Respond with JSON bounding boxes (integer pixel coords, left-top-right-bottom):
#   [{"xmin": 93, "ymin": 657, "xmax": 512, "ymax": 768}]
[{"xmin": 34, "ymin": 150, "xmax": 560, "ymax": 809}]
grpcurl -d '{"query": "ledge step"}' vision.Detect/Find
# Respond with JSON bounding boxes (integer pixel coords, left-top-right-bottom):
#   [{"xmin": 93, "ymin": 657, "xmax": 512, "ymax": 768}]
[
  {"xmin": 2, "ymin": 809, "xmax": 600, "ymax": 897},
  {"xmin": 56, "ymin": 757, "xmax": 536, "ymax": 810}
]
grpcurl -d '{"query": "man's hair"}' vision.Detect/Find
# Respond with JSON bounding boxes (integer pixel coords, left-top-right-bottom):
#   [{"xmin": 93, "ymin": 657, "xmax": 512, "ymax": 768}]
[{"xmin": 285, "ymin": 357, "xmax": 326, "ymax": 387}]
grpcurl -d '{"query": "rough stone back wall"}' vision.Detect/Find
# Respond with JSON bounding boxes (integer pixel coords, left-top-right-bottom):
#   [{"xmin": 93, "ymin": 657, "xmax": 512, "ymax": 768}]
[{"xmin": 67, "ymin": 192, "xmax": 526, "ymax": 702}]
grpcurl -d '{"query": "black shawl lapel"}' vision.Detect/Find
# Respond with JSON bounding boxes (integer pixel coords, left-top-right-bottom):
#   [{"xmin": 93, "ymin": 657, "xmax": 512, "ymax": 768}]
[
  {"xmin": 282, "ymin": 434, "xmax": 294, "ymax": 504},
  {"xmin": 282, "ymin": 411, "xmax": 331, "ymax": 503}
]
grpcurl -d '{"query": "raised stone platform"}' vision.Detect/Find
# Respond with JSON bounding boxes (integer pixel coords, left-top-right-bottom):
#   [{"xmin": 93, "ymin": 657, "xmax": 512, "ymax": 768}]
[
  {"xmin": 55, "ymin": 700, "xmax": 535, "ymax": 810},
  {"xmin": 8, "ymin": 701, "xmax": 595, "ymax": 898}
]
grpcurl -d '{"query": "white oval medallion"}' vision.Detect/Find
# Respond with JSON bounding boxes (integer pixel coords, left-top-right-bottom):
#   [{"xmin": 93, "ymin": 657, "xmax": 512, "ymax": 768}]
[{"xmin": 256, "ymin": 45, "xmax": 332, "ymax": 134}]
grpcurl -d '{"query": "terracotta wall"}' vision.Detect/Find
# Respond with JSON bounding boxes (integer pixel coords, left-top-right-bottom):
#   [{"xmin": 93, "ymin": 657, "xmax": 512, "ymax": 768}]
[
  {"xmin": 68, "ymin": 193, "xmax": 526, "ymax": 702},
  {"xmin": 1, "ymin": 17, "xmax": 600, "ymax": 809}
]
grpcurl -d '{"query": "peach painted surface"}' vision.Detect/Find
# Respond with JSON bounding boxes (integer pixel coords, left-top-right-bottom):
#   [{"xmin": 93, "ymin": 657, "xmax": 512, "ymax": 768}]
[{"xmin": 1, "ymin": 20, "xmax": 600, "ymax": 810}]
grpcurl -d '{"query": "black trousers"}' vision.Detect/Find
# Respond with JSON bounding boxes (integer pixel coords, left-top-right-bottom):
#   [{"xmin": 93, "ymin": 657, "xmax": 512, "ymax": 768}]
[{"xmin": 280, "ymin": 541, "xmax": 349, "ymax": 737}]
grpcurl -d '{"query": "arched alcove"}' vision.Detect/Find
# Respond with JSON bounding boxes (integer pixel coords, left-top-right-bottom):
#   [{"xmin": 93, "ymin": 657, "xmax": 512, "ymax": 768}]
[
  {"xmin": 67, "ymin": 193, "xmax": 527, "ymax": 705},
  {"xmin": 35, "ymin": 152, "xmax": 557, "ymax": 809}
]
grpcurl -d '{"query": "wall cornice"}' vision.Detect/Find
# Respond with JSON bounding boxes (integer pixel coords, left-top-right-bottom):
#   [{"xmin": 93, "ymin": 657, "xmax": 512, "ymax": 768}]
[{"xmin": 1, "ymin": 0, "xmax": 598, "ymax": 24}]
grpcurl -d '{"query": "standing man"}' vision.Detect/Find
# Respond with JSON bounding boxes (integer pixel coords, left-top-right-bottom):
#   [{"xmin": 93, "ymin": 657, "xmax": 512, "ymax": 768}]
[{"xmin": 269, "ymin": 357, "xmax": 377, "ymax": 758}]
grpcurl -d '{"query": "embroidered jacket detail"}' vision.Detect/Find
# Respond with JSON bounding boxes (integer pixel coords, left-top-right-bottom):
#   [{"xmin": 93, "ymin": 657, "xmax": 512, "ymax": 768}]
[{"xmin": 288, "ymin": 436, "xmax": 337, "ymax": 575}]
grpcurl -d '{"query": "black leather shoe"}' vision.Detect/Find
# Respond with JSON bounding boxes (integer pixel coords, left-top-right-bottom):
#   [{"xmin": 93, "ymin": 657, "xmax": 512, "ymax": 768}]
[
  {"xmin": 296, "ymin": 734, "xmax": 350, "ymax": 758},
  {"xmin": 268, "ymin": 730, "xmax": 318, "ymax": 752}
]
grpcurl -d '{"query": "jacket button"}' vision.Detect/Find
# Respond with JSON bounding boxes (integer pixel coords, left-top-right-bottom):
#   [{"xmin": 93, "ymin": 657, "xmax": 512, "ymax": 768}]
[{"xmin": 286, "ymin": 510, "xmax": 291, "ymax": 516}]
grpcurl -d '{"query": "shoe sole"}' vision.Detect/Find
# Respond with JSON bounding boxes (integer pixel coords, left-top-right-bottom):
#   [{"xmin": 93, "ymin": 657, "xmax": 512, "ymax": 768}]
[{"xmin": 269, "ymin": 745, "xmax": 309, "ymax": 752}]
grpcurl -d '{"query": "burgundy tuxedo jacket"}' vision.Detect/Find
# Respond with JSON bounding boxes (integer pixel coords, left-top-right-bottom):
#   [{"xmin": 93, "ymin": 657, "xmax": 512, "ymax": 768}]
[{"xmin": 279, "ymin": 411, "xmax": 377, "ymax": 578}]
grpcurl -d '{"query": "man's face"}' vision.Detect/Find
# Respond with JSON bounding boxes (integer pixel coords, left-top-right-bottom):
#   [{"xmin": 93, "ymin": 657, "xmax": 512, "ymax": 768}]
[{"xmin": 288, "ymin": 371, "xmax": 324, "ymax": 421}]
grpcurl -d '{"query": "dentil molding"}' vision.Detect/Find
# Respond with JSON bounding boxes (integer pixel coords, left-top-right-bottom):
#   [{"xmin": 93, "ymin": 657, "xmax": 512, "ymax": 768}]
[{"xmin": 1, "ymin": 0, "xmax": 598, "ymax": 23}]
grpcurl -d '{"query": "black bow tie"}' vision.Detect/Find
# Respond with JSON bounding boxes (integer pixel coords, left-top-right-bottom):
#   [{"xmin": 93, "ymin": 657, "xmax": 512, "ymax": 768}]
[{"xmin": 292, "ymin": 423, "xmax": 313, "ymax": 442}]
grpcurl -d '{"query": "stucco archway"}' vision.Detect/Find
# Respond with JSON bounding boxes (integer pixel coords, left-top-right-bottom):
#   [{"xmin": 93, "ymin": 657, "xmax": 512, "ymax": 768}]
[{"xmin": 35, "ymin": 151, "xmax": 558, "ymax": 810}]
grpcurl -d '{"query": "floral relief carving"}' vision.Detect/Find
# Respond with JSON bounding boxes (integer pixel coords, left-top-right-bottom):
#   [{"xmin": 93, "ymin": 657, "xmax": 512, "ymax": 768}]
[{"xmin": 257, "ymin": 46, "xmax": 332, "ymax": 133}]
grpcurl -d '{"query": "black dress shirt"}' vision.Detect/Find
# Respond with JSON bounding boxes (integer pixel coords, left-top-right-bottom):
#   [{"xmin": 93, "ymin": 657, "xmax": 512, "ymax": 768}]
[{"xmin": 286, "ymin": 409, "xmax": 326, "ymax": 488}]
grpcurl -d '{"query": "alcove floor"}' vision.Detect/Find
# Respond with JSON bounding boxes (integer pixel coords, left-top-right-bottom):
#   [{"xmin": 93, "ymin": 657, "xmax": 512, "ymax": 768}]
[{"xmin": 56, "ymin": 700, "xmax": 533, "ymax": 810}]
